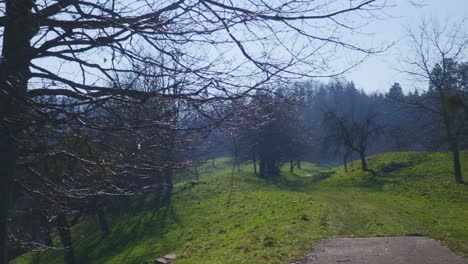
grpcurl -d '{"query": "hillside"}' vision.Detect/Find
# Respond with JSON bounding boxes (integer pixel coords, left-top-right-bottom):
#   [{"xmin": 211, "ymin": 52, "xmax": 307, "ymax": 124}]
[{"xmin": 12, "ymin": 152, "xmax": 468, "ymax": 264}]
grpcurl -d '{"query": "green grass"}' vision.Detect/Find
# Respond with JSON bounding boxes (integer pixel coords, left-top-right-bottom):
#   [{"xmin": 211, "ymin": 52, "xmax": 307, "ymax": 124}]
[
  {"xmin": 315, "ymin": 151, "xmax": 468, "ymax": 255},
  {"xmin": 12, "ymin": 152, "xmax": 468, "ymax": 263}
]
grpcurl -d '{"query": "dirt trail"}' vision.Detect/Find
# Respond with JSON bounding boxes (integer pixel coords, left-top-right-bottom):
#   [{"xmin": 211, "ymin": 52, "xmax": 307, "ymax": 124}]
[{"xmin": 293, "ymin": 236, "xmax": 468, "ymax": 264}]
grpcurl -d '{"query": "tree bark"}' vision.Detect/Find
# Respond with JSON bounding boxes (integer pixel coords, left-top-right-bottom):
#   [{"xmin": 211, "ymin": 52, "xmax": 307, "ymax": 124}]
[
  {"xmin": 265, "ymin": 159, "xmax": 280, "ymax": 177},
  {"xmin": 31, "ymin": 202, "xmax": 42, "ymax": 242},
  {"xmin": 1, "ymin": 1, "xmax": 36, "ymax": 262},
  {"xmin": 450, "ymin": 141, "xmax": 463, "ymax": 184},
  {"xmin": 40, "ymin": 215, "xmax": 53, "ymax": 247},
  {"xmin": 439, "ymin": 84, "xmax": 464, "ymax": 184},
  {"xmin": 0, "ymin": 133, "xmax": 17, "ymax": 264},
  {"xmin": 296, "ymin": 160, "xmax": 301, "ymax": 169},
  {"xmin": 97, "ymin": 208, "xmax": 110, "ymax": 237},
  {"xmin": 343, "ymin": 155, "xmax": 348, "ymax": 172},
  {"xmin": 57, "ymin": 213, "xmax": 75, "ymax": 264},
  {"xmin": 164, "ymin": 170, "xmax": 173, "ymax": 191},
  {"xmin": 253, "ymin": 153, "xmax": 257, "ymax": 176},
  {"xmin": 359, "ymin": 151, "xmax": 368, "ymax": 171},
  {"xmin": 290, "ymin": 160, "xmax": 294, "ymax": 173},
  {"xmin": 259, "ymin": 157, "xmax": 265, "ymax": 178},
  {"xmin": 259, "ymin": 158, "xmax": 280, "ymax": 178}
]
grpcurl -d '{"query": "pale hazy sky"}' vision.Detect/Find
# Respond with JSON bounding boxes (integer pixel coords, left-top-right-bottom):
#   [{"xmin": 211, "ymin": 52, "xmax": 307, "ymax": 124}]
[{"xmin": 343, "ymin": 0, "xmax": 468, "ymax": 94}]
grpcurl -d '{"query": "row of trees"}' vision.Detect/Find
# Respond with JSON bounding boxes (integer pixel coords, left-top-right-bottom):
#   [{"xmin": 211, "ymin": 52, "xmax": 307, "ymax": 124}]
[
  {"xmin": 1, "ymin": 1, "xmax": 393, "ymax": 263},
  {"xmin": 207, "ymin": 19, "xmax": 467, "ymax": 184},
  {"xmin": 210, "ymin": 59, "xmax": 467, "ymax": 183}
]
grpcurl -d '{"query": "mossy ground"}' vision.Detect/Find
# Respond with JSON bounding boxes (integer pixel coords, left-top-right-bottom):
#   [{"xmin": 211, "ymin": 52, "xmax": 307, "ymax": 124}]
[{"xmin": 12, "ymin": 152, "xmax": 468, "ymax": 263}]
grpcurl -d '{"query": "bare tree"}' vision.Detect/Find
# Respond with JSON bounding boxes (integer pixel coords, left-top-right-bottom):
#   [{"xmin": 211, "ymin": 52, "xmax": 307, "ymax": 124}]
[
  {"xmin": 0, "ymin": 1, "xmax": 391, "ymax": 262},
  {"xmin": 324, "ymin": 110, "xmax": 382, "ymax": 171},
  {"xmin": 322, "ymin": 82, "xmax": 383, "ymax": 171},
  {"xmin": 397, "ymin": 18, "xmax": 467, "ymax": 183}
]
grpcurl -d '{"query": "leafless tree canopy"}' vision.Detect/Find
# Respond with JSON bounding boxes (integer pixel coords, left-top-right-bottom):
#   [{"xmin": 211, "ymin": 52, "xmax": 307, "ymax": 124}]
[
  {"xmin": 395, "ymin": 18, "xmax": 468, "ymax": 183},
  {"xmin": 1, "ymin": 0, "xmax": 389, "ymax": 100},
  {"xmin": 1, "ymin": 1, "xmax": 393, "ymax": 263}
]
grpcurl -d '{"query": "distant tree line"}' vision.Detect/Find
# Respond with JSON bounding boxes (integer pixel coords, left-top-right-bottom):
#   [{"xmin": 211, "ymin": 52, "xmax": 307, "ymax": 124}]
[{"xmin": 205, "ymin": 59, "xmax": 467, "ymax": 182}]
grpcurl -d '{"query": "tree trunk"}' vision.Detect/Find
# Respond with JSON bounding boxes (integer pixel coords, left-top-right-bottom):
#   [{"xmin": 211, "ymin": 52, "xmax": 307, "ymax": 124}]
[
  {"xmin": 31, "ymin": 201, "xmax": 42, "ymax": 242},
  {"xmin": 97, "ymin": 208, "xmax": 110, "ymax": 237},
  {"xmin": 296, "ymin": 160, "xmax": 301, "ymax": 169},
  {"xmin": 450, "ymin": 141, "xmax": 463, "ymax": 184},
  {"xmin": 165, "ymin": 130, "xmax": 177, "ymax": 191},
  {"xmin": 264, "ymin": 159, "xmax": 280, "ymax": 177},
  {"xmin": 57, "ymin": 213, "xmax": 75, "ymax": 264},
  {"xmin": 289, "ymin": 160, "xmax": 294, "ymax": 173},
  {"xmin": 195, "ymin": 163, "xmax": 199, "ymax": 181},
  {"xmin": 1, "ymin": 1, "xmax": 36, "ymax": 262},
  {"xmin": 259, "ymin": 157, "xmax": 265, "ymax": 178},
  {"xmin": 0, "ymin": 134, "xmax": 16, "ymax": 263},
  {"xmin": 40, "ymin": 215, "xmax": 53, "ymax": 247},
  {"xmin": 439, "ymin": 86, "xmax": 464, "ymax": 184},
  {"xmin": 164, "ymin": 170, "xmax": 173, "ymax": 191},
  {"xmin": 343, "ymin": 155, "xmax": 348, "ymax": 172},
  {"xmin": 253, "ymin": 153, "xmax": 257, "ymax": 176},
  {"xmin": 0, "ymin": 134, "xmax": 16, "ymax": 264},
  {"xmin": 359, "ymin": 151, "xmax": 368, "ymax": 171},
  {"xmin": 211, "ymin": 159, "xmax": 215, "ymax": 168}
]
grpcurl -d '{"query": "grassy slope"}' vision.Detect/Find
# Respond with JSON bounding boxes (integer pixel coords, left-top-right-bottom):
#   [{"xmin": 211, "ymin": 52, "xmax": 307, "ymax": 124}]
[
  {"xmin": 317, "ymin": 151, "xmax": 468, "ymax": 255},
  {"xmin": 12, "ymin": 152, "xmax": 468, "ymax": 264}
]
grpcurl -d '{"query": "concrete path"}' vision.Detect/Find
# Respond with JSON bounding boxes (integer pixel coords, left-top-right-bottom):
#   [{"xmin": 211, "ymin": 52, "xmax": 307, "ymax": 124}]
[{"xmin": 292, "ymin": 237, "xmax": 468, "ymax": 264}]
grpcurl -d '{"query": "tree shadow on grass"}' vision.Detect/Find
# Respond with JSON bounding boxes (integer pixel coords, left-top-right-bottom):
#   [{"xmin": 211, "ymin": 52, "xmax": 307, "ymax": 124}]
[
  {"xmin": 353, "ymin": 169, "xmax": 406, "ymax": 191},
  {"xmin": 73, "ymin": 189, "xmax": 179, "ymax": 263},
  {"xmin": 149, "ymin": 188, "xmax": 179, "ymax": 230},
  {"xmin": 273, "ymin": 170, "xmax": 335, "ymax": 192}
]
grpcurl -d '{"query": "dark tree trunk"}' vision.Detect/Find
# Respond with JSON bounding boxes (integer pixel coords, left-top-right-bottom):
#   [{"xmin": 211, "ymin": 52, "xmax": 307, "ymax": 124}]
[
  {"xmin": 343, "ymin": 155, "xmax": 348, "ymax": 172},
  {"xmin": 211, "ymin": 159, "xmax": 215, "ymax": 168},
  {"xmin": 259, "ymin": 157, "xmax": 265, "ymax": 178},
  {"xmin": 253, "ymin": 153, "xmax": 257, "ymax": 176},
  {"xmin": 262, "ymin": 159, "xmax": 280, "ymax": 178},
  {"xmin": 57, "ymin": 213, "xmax": 75, "ymax": 264},
  {"xmin": 164, "ymin": 170, "xmax": 173, "ymax": 191},
  {"xmin": 40, "ymin": 215, "xmax": 53, "ymax": 247},
  {"xmin": 165, "ymin": 130, "xmax": 177, "ymax": 191},
  {"xmin": 0, "ymin": 133, "xmax": 16, "ymax": 264},
  {"xmin": 359, "ymin": 151, "xmax": 368, "ymax": 171},
  {"xmin": 1, "ymin": 1, "xmax": 36, "ymax": 262},
  {"xmin": 31, "ymin": 202, "xmax": 42, "ymax": 243},
  {"xmin": 450, "ymin": 141, "xmax": 463, "ymax": 184},
  {"xmin": 290, "ymin": 160, "xmax": 294, "ymax": 173},
  {"xmin": 97, "ymin": 208, "xmax": 110, "ymax": 237},
  {"xmin": 296, "ymin": 160, "xmax": 301, "ymax": 169},
  {"xmin": 271, "ymin": 161, "xmax": 280, "ymax": 176},
  {"xmin": 440, "ymin": 88, "xmax": 464, "ymax": 184},
  {"xmin": 195, "ymin": 163, "xmax": 199, "ymax": 180},
  {"xmin": 237, "ymin": 161, "xmax": 240, "ymax": 173}
]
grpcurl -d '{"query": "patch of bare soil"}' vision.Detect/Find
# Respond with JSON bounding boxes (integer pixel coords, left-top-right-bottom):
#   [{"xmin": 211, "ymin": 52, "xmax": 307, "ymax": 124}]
[{"xmin": 292, "ymin": 237, "xmax": 468, "ymax": 264}]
